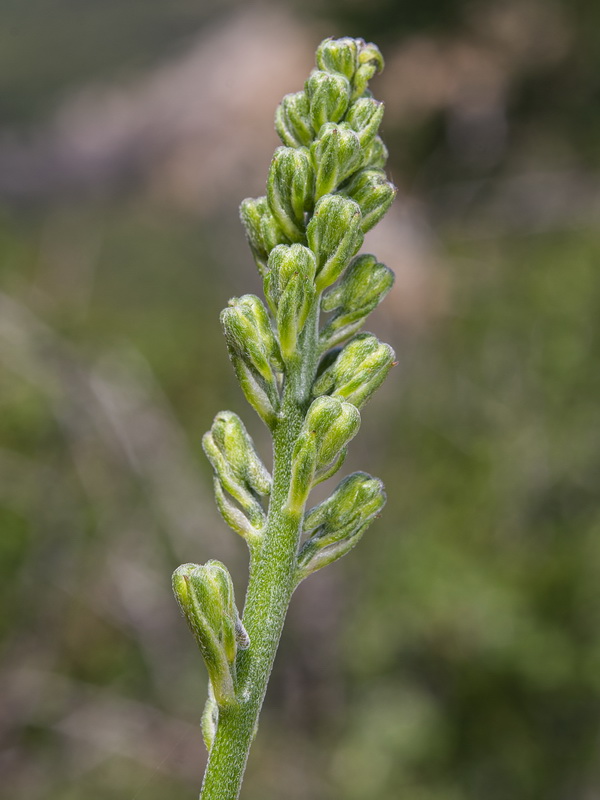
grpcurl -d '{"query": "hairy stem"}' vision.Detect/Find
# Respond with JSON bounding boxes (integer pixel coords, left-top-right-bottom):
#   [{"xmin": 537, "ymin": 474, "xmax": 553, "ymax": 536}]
[{"xmin": 199, "ymin": 302, "xmax": 319, "ymax": 800}]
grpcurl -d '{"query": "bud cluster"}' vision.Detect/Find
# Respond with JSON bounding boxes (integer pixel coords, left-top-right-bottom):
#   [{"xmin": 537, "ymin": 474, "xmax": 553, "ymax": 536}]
[{"xmin": 173, "ymin": 38, "xmax": 397, "ymax": 746}]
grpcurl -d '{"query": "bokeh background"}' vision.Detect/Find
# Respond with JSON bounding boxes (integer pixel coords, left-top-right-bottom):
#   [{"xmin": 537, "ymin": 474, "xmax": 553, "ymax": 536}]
[{"xmin": 1, "ymin": 1, "xmax": 600, "ymax": 798}]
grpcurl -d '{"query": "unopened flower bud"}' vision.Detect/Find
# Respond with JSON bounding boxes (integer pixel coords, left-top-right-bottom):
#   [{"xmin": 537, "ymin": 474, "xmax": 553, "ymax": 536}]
[
  {"xmin": 313, "ymin": 332, "xmax": 395, "ymax": 408},
  {"xmin": 304, "ymin": 395, "xmax": 361, "ymax": 468},
  {"xmin": 240, "ymin": 196, "xmax": 289, "ymax": 275},
  {"xmin": 352, "ymin": 41, "xmax": 384, "ymax": 99},
  {"xmin": 172, "ymin": 561, "xmax": 248, "ymax": 706},
  {"xmin": 310, "ymin": 123, "xmax": 362, "ymax": 199},
  {"xmin": 306, "ymin": 195, "xmax": 364, "ymax": 293},
  {"xmin": 265, "ymin": 244, "xmax": 317, "ymax": 359},
  {"xmin": 316, "ymin": 37, "xmax": 359, "ymax": 80},
  {"xmin": 362, "ymin": 135, "xmax": 388, "ymax": 169},
  {"xmin": 341, "ymin": 169, "xmax": 396, "ymax": 233},
  {"xmin": 345, "ymin": 97, "xmax": 384, "ymax": 148},
  {"xmin": 264, "ymin": 244, "xmax": 316, "ymax": 310},
  {"xmin": 297, "ymin": 471, "xmax": 385, "ymax": 576},
  {"xmin": 221, "ymin": 295, "xmax": 281, "ymax": 421},
  {"xmin": 319, "ymin": 254, "xmax": 394, "ymax": 349},
  {"xmin": 305, "ymin": 70, "xmax": 351, "ymax": 132},
  {"xmin": 204, "ymin": 410, "xmax": 271, "ymax": 499},
  {"xmin": 275, "ymin": 91, "xmax": 314, "ymax": 148},
  {"xmin": 322, "ymin": 254, "xmax": 394, "ymax": 316},
  {"xmin": 267, "ymin": 147, "xmax": 314, "ymax": 241}
]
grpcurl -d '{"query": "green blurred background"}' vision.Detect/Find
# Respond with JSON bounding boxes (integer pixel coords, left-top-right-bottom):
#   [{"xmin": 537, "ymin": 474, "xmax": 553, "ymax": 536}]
[{"xmin": 1, "ymin": 1, "xmax": 599, "ymax": 798}]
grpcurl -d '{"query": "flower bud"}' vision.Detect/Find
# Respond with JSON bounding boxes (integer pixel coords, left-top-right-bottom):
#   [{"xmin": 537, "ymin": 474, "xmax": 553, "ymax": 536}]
[
  {"xmin": 304, "ymin": 395, "xmax": 361, "ymax": 468},
  {"xmin": 305, "ymin": 70, "xmax": 351, "ymax": 132},
  {"xmin": 352, "ymin": 41, "xmax": 384, "ymax": 99},
  {"xmin": 203, "ymin": 410, "xmax": 271, "ymax": 509},
  {"xmin": 275, "ymin": 91, "xmax": 314, "ymax": 148},
  {"xmin": 310, "ymin": 123, "xmax": 362, "ymax": 199},
  {"xmin": 345, "ymin": 97, "xmax": 384, "ymax": 149},
  {"xmin": 264, "ymin": 243, "xmax": 316, "ymax": 311},
  {"xmin": 341, "ymin": 169, "xmax": 396, "ymax": 233},
  {"xmin": 267, "ymin": 147, "xmax": 314, "ymax": 241},
  {"xmin": 322, "ymin": 254, "xmax": 394, "ymax": 315},
  {"xmin": 306, "ymin": 195, "xmax": 364, "ymax": 293},
  {"xmin": 297, "ymin": 471, "xmax": 385, "ymax": 576},
  {"xmin": 221, "ymin": 295, "xmax": 281, "ymax": 420},
  {"xmin": 240, "ymin": 196, "xmax": 289, "ymax": 275},
  {"xmin": 316, "ymin": 37, "xmax": 359, "ymax": 80},
  {"xmin": 265, "ymin": 244, "xmax": 317, "ymax": 360},
  {"xmin": 313, "ymin": 332, "xmax": 395, "ymax": 408},
  {"xmin": 172, "ymin": 561, "xmax": 248, "ymax": 706},
  {"xmin": 362, "ymin": 135, "xmax": 388, "ymax": 169}
]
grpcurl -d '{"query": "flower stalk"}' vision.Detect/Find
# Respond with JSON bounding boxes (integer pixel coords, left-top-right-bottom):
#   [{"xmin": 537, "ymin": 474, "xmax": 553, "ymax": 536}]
[{"xmin": 172, "ymin": 36, "xmax": 396, "ymax": 799}]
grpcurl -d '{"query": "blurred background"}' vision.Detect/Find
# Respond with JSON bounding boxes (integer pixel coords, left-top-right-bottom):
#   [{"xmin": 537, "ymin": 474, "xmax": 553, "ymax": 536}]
[{"xmin": 1, "ymin": 1, "xmax": 599, "ymax": 798}]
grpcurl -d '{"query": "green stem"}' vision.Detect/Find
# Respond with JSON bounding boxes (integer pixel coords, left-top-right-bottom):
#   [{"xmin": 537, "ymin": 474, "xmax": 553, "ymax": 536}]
[{"xmin": 199, "ymin": 301, "xmax": 320, "ymax": 800}]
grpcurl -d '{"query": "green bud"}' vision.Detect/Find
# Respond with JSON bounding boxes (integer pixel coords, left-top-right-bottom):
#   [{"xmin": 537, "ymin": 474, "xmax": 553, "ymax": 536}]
[
  {"xmin": 210, "ymin": 411, "xmax": 271, "ymax": 495},
  {"xmin": 264, "ymin": 243, "xmax": 317, "ymax": 310},
  {"xmin": 298, "ymin": 471, "xmax": 385, "ymax": 577},
  {"xmin": 304, "ymin": 395, "xmax": 361, "ymax": 469},
  {"xmin": 322, "ymin": 253, "xmax": 394, "ymax": 315},
  {"xmin": 221, "ymin": 295, "xmax": 281, "ymax": 421},
  {"xmin": 305, "ymin": 70, "xmax": 351, "ymax": 132},
  {"xmin": 341, "ymin": 169, "xmax": 396, "ymax": 233},
  {"xmin": 320, "ymin": 253, "xmax": 394, "ymax": 349},
  {"xmin": 345, "ymin": 97, "xmax": 384, "ymax": 149},
  {"xmin": 362, "ymin": 135, "xmax": 388, "ymax": 169},
  {"xmin": 316, "ymin": 37, "xmax": 359, "ymax": 80},
  {"xmin": 352, "ymin": 41, "xmax": 384, "ymax": 99},
  {"xmin": 275, "ymin": 91, "xmax": 314, "ymax": 148},
  {"xmin": 264, "ymin": 244, "xmax": 317, "ymax": 359},
  {"xmin": 310, "ymin": 123, "xmax": 362, "ymax": 199},
  {"xmin": 267, "ymin": 147, "xmax": 314, "ymax": 241},
  {"xmin": 240, "ymin": 196, "xmax": 289, "ymax": 275},
  {"xmin": 172, "ymin": 561, "xmax": 248, "ymax": 707},
  {"xmin": 306, "ymin": 195, "xmax": 364, "ymax": 293},
  {"xmin": 203, "ymin": 411, "xmax": 270, "ymax": 532},
  {"xmin": 313, "ymin": 332, "xmax": 395, "ymax": 408}
]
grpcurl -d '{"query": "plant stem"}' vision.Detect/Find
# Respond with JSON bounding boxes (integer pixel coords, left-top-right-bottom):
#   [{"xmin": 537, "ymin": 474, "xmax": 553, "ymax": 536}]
[{"xmin": 199, "ymin": 301, "xmax": 320, "ymax": 800}]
